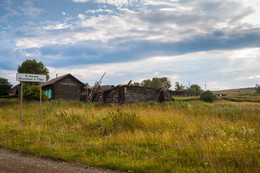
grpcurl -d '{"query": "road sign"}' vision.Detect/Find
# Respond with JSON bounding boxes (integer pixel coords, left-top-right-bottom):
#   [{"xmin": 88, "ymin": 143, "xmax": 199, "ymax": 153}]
[
  {"xmin": 16, "ymin": 73, "xmax": 46, "ymax": 82},
  {"xmin": 16, "ymin": 73, "xmax": 46, "ymax": 124}
]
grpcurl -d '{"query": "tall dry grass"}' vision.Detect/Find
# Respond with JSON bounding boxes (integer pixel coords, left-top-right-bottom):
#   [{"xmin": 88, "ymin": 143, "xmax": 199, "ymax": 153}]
[{"xmin": 0, "ymin": 100, "xmax": 259, "ymax": 172}]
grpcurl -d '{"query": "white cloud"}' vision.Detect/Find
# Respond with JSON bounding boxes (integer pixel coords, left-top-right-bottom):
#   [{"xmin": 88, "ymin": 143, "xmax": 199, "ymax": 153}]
[
  {"xmin": 207, "ymin": 81, "xmax": 231, "ymax": 91},
  {"xmin": 236, "ymin": 75, "xmax": 260, "ymax": 80},
  {"xmin": 21, "ymin": 1, "xmax": 45, "ymax": 18},
  {"xmin": 143, "ymin": 0, "xmax": 178, "ymax": 7},
  {"xmin": 229, "ymin": 48, "xmax": 260, "ymax": 59},
  {"xmin": 0, "ymin": 69, "xmax": 18, "ymax": 86},
  {"xmin": 72, "ymin": 0, "xmax": 89, "ymax": 3},
  {"xmin": 0, "ymin": 6, "xmax": 20, "ymax": 22},
  {"xmin": 43, "ymin": 23, "xmax": 71, "ymax": 30},
  {"xmin": 78, "ymin": 14, "xmax": 85, "ymax": 20},
  {"xmin": 95, "ymin": 0, "xmax": 140, "ymax": 7},
  {"xmin": 85, "ymin": 9, "xmax": 114, "ymax": 14},
  {"xmin": 238, "ymin": 0, "xmax": 260, "ymax": 26},
  {"xmin": 73, "ymin": 0, "xmax": 140, "ymax": 6}
]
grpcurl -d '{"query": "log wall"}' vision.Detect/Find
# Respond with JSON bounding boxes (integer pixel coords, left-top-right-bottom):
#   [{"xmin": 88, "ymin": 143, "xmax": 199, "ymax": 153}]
[
  {"xmin": 123, "ymin": 87, "xmax": 160, "ymax": 104},
  {"xmin": 53, "ymin": 77, "xmax": 83, "ymax": 100}
]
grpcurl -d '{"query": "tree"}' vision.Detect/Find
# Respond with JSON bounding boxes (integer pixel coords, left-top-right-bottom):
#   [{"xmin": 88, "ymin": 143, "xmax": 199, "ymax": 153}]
[
  {"xmin": 141, "ymin": 79, "xmax": 151, "ymax": 87},
  {"xmin": 158, "ymin": 77, "xmax": 171, "ymax": 89},
  {"xmin": 175, "ymin": 82, "xmax": 184, "ymax": 90},
  {"xmin": 131, "ymin": 82, "xmax": 141, "ymax": 87},
  {"xmin": 85, "ymin": 83, "xmax": 90, "ymax": 88},
  {"xmin": 189, "ymin": 84, "xmax": 203, "ymax": 96},
  {"xmin": 256, "ymin": 84, "xmax": 260, "ymax": 95},
  {"xmin": 139, "ymin": 77, "xmax": 171, "ymax": 89},
  {"xmin": 0, "ymin": 77, "xmax": 12, "ymax": 96},
  {"xmin": 17, "ymin": 59, "xmax": 50, "ymax": 81},
  {"xmin": 150, "ymin": 77, "xmax": 162, "ymax": 88},
  {"xmin": 200, "ymin": 90, "xmax": 217, "ymax": 103}
]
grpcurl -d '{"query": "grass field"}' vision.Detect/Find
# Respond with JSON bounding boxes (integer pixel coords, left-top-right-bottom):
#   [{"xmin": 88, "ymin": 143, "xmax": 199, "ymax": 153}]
[
  {"xmin": 0, "ymin": 100, "xmax": 259, "ymax": 172},
  {"xmin": 172, "ymin": 96, "xmax": 200, "ymax": 101},
  {"xmin": 213, "ymin": 88, "xmax": 260, "ymax": 102},
  {"xmin": 213, "ymin": 88, "xmax": 255, "ymax": 96}
]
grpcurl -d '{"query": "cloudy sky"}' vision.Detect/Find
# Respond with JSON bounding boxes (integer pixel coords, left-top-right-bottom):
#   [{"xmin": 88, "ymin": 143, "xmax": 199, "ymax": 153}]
[{"xmin": 1, "ymin": 0, "xmax": 260, "ymax": 90}]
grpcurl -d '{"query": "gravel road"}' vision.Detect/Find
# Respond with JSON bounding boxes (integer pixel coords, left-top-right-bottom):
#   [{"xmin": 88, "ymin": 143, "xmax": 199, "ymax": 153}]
[{"xmin": 0, "ymin": 148, "xmax": 121, "ymax": 173}]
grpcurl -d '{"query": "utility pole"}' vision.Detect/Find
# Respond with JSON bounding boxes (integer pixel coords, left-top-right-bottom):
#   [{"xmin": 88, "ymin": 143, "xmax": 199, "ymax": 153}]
[{"xmin": 205, "ymin": 84, "xmax": 207, "ymax": 91}]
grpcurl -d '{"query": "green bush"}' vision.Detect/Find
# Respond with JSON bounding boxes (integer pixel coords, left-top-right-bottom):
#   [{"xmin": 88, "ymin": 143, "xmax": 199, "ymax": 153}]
[
  {"xmin": 23, "ymin": 85, "xmax": 47, "ymax": 100},
  {"xmin": 200, "ymin": 90, "xmax": 217, "ymax": 103},
  {"xmin": 256, "ymin": 84, "xmax": 260, "ymax": 95}
]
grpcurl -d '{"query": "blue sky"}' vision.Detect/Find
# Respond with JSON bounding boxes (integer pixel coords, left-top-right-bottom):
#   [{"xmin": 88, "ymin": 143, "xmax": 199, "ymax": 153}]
[{"xmin": 1, "ymin": 0, "xmax": 260, "ymax": 90}]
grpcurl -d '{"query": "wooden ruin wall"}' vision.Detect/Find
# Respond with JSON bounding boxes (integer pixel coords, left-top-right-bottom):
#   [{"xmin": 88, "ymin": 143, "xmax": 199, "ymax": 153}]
[
  {"xmin": 123, "ymin": 87, "xmax": 161, "ymax": 104},
  {"xmin": 103, "ymin": 86, "xmax": 165, "ymax": 104}
]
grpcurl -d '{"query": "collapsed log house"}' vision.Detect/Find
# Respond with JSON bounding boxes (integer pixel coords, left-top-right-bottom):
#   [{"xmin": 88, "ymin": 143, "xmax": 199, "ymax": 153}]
[
  {"xmin": 82, "ymin": 85, "xmax": 172, "ymax": 104},
  {"xmin": 8, "ymin": 84, "xmax": 21, "ymax": 98}
]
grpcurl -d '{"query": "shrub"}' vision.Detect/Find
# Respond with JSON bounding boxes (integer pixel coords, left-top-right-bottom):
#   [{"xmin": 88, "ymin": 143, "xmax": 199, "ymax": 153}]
[
  {"xmin": 23, "ymin": 85, "xmax": 47, "ymax": 100},
  {"xmin": 200, "ymin": 90, "xmax": 217, "ymax": 103},
  {"xmin": 255, "ymin": 84, "xmax": 260, "ymax": 95}
]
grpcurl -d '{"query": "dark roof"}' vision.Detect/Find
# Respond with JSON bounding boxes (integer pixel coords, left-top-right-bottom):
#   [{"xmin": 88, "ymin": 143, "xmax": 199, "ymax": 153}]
[{"xmin": 42, "ymin": 73, "xmax": 84, "ymax": 87}]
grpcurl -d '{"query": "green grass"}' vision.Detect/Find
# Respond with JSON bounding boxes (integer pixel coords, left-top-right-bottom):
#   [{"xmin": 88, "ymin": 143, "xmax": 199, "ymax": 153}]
[
  {"xmin": 223, "ymin": 95, "xmax": 260, "ymax": 102},
  {"xmin": 0, "ymin": 98, "xmax": 19, "ymax": 102},
  {"xmin": 0, "ymin": 100, "xmax": 259, "ymax": 172},
  {"xmin": 172, "ymin": 96, "xmax": 200, "ymax": 101}
]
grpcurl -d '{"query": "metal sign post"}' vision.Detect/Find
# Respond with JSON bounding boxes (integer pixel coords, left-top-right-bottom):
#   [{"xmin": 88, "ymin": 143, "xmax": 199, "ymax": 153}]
[
  {"xmin": 20, "ymin": 82, "xmax": 23, "ymax": 124},
  {"xmin": 40, "ymin": 83, "xmax": 42, "ymax": 124},
  {"xmin": 16, "ymin": 73, "xmax": 46, "ymax": 124}
]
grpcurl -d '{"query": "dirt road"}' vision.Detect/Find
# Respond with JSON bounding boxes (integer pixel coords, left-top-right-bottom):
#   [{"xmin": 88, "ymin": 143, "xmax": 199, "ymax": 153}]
[{"xmin": 0, "ymin": 148, "xmax": 121, "ymax": 173}]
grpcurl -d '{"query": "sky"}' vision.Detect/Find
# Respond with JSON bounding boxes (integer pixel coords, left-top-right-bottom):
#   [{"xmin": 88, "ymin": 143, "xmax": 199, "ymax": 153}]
[{"xmin": 0, "ymin": 0, "xmax": 260, "ymax": 90}]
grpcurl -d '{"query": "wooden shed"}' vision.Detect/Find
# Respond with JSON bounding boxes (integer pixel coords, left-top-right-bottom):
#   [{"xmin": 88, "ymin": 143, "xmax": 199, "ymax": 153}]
[{"xmin": 42, "ymin": 73, "xmax": 84, "ymax": 100}]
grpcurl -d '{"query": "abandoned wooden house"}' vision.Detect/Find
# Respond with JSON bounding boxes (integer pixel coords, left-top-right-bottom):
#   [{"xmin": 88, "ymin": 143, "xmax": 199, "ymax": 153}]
[
  {"xmin": 8, "ymin": 84, "xmax": 21, "ymax": 98},
  {"xmin": 42, "ymin": 73, "xmax": 84, "ymax": 100},
  {"xmin": 85, "ymin": 85, "xmax": 172, "ymax": 104}
]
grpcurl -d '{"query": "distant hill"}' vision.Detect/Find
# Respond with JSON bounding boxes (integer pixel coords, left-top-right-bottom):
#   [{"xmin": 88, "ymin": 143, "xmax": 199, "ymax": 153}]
[{"xmin": 213, "ymin": 87, "xmax": 255, "ymax": 96}]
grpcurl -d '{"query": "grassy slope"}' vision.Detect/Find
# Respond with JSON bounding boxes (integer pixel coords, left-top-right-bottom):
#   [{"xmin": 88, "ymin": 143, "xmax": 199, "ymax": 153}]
[
  {"xmin": 213, "ymin": 88, "xmax": 260, "ymax": 102},
  {"xmin": 213, "ymin": 88, "xmax": 255, "ymax": 96},
  {"xmin": 0, "ymin": 100, "xmax": 259, "ymax": 172}
]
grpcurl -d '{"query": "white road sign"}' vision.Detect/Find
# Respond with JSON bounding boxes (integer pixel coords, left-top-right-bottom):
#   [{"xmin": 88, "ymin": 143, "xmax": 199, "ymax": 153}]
[{"xmin": 16, "ymin": 73, "xmax": 46, "ymax": 82}]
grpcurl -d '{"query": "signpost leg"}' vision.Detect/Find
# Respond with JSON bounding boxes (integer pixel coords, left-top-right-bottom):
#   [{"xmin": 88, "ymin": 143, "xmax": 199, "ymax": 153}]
[
  {"xmin": 20, "ymin": 82, "xmax": 23, "ymax": 124},
  {"xmin": 40, "ymin": 83, "xmax": 42, "ymax": 124}
]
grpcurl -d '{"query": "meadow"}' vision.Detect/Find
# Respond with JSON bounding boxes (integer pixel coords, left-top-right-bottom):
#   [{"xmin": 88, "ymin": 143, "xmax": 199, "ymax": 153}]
[{"xmin": 0, "ymin": 100, "xmax": 259, "ymax": 172}]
